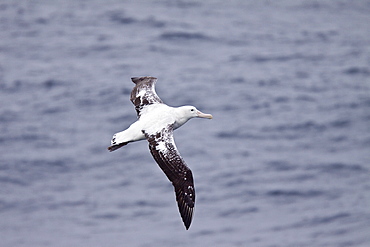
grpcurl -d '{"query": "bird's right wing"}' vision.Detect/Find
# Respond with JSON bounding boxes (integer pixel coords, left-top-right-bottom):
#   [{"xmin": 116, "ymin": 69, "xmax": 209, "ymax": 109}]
[{"xmin": 143, "ymin": 125, "xmax": 195, "ymax": 230}]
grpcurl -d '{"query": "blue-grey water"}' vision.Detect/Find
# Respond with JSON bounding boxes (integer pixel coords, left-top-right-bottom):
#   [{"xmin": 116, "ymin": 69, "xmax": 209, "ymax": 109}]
[{"xmin": 1, "ymin": 1, "xmax": 370, "ymax": 246}]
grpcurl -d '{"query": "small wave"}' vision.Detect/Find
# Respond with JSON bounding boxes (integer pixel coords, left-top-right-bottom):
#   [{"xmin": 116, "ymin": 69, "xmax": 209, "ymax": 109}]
[
  {"xmin": 132, "ymin": 209, "xmax": 155, "ymax": 218},
  {"xmin": 90, "ymin": 44, "xmax": 112, "ymax": 52},
  {"xmin": 230, "ymin": 77, "xmax": 245, "ymax": 84},
  {"xmin": 0, "ymin": 200, "xmax": 17, "ymax": 212},
  {"xmin": 252, "ymin": 53, "xmax": 324, "ymax": 63},
  {"xmin": 0, "ymin": 79, "xmax": 70, "ymax": 93},
  {"xmin": 93, "ymin": 212, "xmax": 121, "ymax": 220},
  {"xmin": 312, "ymin": 213, "xmax": 351, "ymax": 224},
  {"xmin": 223, "ymin": 177, "xmax": 251, "ymax": 188},
  {"xmin": 219, "ymin": 207, "xmax": 258, "ymax": 218},
  {"xmin": 109, "ymin": 11, "xmax": 137, "ymax": 25},
  {"xmin": 108, "ymin": 113, "xmax": 135, "ymax": 123},
  {"xmin": 142, "ymin": 17, "xmax": 166, "ymax": 28},
  {"xmin": 160, "ymin": 31, "xmax": 212, "ymax": 41},
  {"xmin": 34, "ymin": 17, "xmax": 49, "ymax": 25},
  {"xmin": 295, "ymin": 71, "xmax": 310, "ymax": 79},
  {"xmin": 165, "ymin": 1, "xmax": 201, "ymax": 9},
  {"xmin": 265, "ymin": 160, "xmax": 296, "ymax": 171},
  {"xmin": 43, "ymin": 79, "xmax": 68, "ymax": 90},
  {"xmin": 343, "ymin": 67, "xmax": 370, "ymax": 76},
  {"xmin": 194, "ymin": 229, "xmax": 216, "ymax": 237},
  {"xmin": 108, "ymin": 11, "xmax": 165, "ymax": 28},
  {"xmin": 329, "ymin": 98, "xmax": 370, "ymax": 110},
  {"xmin": 330, "ymin": 119, "xmax": 351, "ymax": 128},
  {"xmin": 41, "ymin": 106, "xmax": 67, "ymax": 114},
  {"xmin": 0, "ymin": 176, "xmax": 28, "ymax": 186},
  {"xmin": 0, "ymin": 110, "xmax": 19, "ymax": 123},
  {"xmin": 217, "ymin": 118, "xmax": 347, "ymax": 141},
  {"xmin": 263, "ymin": 121, "xmax": 326, "ymax": 133},
  {"xmin": 295, "ymin": 95, "xmax": 317, "ymax": 103},
  {"xmin": 216, "ymin": 129, "xmax": 294, "ymax": 141},
  {"xmin": 118, "ymin": 200, "xmax": 166, "ymax": 209},
  {"xmin": 47, "ymin": 200, "xmax": 86, "ymax": 210},
  {"xmin": 297, "ymin": 212, "xmax": 351, "ymax": 228},
  {"xmin": 273, "ymin": 212, "xmax": 352, "ymax": 231},
  {"xmin": 0, "ymin": 80, "xmax": 29, "ymax": 93},
  {"xmin": 216, "ymin": 130, "xmax": 240, "ymax": 139},
  {"xmin": 257, "ymin": 79, "xmax": 280, "ymax": 87},
  {"xmin": 312, "ymin": 163, "xmax": 367, "ymax": 174},
  {"xmin": 8, "ymin": 159, "xmax": 73, "ymax": 183},
  {"xmin": 266, "ymin": 189, "xmax": 324, "ymax": 198}
]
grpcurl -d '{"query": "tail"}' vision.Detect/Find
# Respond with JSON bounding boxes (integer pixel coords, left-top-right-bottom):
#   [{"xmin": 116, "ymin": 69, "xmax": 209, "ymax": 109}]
[{"xmin": 107, "ymin": 142, "xmax": 129, "ymax": 152}]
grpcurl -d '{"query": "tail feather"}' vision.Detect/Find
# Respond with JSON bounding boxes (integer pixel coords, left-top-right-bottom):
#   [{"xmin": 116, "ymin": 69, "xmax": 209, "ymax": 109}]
[{"xmin": 107, "ymin": 142, "xmax": 129, "ymax": 152}]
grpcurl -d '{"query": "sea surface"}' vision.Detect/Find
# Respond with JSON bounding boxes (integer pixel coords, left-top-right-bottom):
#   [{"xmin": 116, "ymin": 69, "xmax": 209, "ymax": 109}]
[{"xmin": 1, "ymin": 1, "xmax": 370, "ymax": 246}]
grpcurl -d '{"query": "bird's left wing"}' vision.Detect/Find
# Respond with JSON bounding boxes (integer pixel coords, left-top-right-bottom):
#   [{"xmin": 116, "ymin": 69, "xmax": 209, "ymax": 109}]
[
  {"xmin": 130, "ymin": 77, "xmax": 163, "ymax": 117},
  {"xmin": 143, "ymin": 125, "xmax": 195, "ymax": 230}
]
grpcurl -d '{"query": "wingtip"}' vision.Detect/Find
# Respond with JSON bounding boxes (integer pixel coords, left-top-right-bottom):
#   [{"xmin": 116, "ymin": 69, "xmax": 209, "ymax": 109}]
[
  {"xmin": 184, "ymin": 218, "xmax": 191, "ymax": 230},
  {"xmin": 178, "ymin": 200, "xmax": 194, "ymax": 230},
  {"xmin": 183, "ymin": 219, "xmax": 191, "ymax": 230},
  {"xmin": 131, "ymin": 76, "xmax": 157, "ymax": 84},
  {"xmin": 131, "ymin": 77, "xmax": 140, "ymax": 83}
]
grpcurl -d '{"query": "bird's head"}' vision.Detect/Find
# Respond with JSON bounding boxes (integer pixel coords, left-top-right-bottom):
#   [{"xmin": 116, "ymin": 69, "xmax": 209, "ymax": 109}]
[{"xmin": 179, "ymin": 106, "xmax": 213, "ymax": 120}]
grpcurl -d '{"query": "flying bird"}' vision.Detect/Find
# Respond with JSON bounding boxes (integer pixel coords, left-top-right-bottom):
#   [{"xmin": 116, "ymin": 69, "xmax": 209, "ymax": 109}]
[{"xmin": 108, "ymin": 76, "xmax": 212, "ymax": 230}]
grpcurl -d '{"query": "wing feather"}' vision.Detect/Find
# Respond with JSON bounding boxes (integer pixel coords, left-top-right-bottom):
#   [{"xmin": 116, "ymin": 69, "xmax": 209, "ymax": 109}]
[{"xmin": 144, "ymin": 126, "xmax": 195, "ymax": 230}]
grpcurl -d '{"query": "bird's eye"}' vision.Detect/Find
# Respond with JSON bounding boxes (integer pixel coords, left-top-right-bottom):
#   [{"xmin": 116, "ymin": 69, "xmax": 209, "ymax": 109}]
[{"xmin": 191, "ymin": 109, "xmax": 195, "ymax": 112}]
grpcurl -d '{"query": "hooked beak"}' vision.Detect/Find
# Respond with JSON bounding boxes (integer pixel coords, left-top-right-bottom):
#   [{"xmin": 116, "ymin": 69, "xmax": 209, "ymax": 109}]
[{"xmin": 197, "ymin": 110, "xmax": 213, "ymax": 119}]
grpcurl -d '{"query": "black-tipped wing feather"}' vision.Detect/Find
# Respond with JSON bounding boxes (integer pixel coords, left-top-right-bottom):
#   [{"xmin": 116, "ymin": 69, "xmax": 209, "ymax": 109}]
[
  {"xmin": 144, "ymin": 126, "xmax": 195, "ymax": 230},
  {"xmin": 130, "ymin": 77, "xmax": 163, "ymax": 117}
]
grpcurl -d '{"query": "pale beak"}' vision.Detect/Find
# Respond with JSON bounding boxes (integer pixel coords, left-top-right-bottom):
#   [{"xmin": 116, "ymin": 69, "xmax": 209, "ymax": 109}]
[{"xmin": 197, "ymin": 110, "xmax": 213, "ymax": 119}]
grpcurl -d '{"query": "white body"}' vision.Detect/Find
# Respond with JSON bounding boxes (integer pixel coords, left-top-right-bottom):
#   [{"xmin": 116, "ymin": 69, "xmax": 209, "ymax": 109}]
[{"xmin": 111, "ymin": 104, "xmax": 202, "ymax": 146}]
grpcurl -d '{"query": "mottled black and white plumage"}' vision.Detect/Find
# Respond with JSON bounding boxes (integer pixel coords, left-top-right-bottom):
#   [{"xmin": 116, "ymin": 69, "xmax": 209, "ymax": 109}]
[
  {"xmin": 130, "ymin": 76, "xmax": 163, "ymax": 116},
  {"xmin": 108, "ymin": 76, "xmax": 212, "ymax": 230}
]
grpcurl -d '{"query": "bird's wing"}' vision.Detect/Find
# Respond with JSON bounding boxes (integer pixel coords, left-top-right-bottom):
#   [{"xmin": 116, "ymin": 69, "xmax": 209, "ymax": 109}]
[
  {"xmin": 130, "ymin": 76, "xmax": 164, "ymax": 117},
  {"xmin": 143, "ymin": 125, "xmax": 195, "ymax": 230}
]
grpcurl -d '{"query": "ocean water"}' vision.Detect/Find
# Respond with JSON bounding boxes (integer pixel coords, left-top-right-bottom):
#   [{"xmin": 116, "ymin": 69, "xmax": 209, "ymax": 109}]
[{"xmin": 1, "ymin": 1, "xmax": 370, "ymax": 246}]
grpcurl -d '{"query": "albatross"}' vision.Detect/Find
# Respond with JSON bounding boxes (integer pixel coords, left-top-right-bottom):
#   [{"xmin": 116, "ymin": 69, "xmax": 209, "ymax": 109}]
[{"xmin": 108, "ymin": 76, "xmax": 212, "ymax": 230}]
